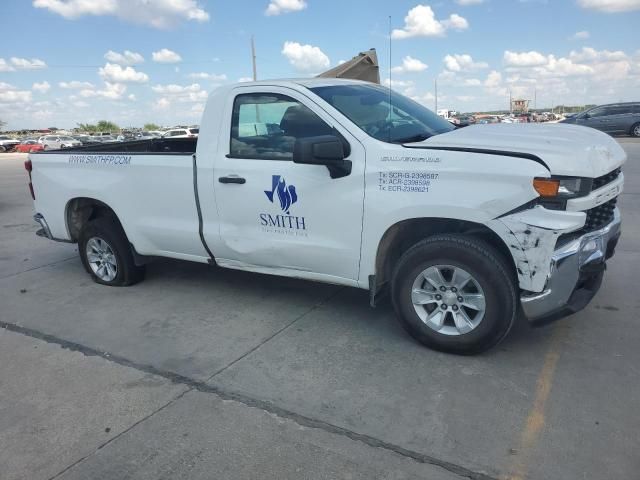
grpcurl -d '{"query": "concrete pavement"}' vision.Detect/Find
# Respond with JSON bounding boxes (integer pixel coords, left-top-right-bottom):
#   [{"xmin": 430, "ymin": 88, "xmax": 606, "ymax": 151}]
[{"xmin": 1, "ymin": 140, "xmax": 639, "ymax": 479}]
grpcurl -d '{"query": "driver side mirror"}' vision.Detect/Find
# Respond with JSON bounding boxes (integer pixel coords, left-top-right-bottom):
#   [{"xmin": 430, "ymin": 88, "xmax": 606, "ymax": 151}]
[
  {"xmin": 581, "ymin": 113, "xmax": 590, "ymax": 119},
  {"xmin": 293, "ymin": 135, "xmax": 352, "ymax": 179}
]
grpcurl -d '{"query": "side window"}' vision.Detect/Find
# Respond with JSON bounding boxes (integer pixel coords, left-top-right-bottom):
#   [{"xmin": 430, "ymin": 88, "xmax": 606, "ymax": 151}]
[
  {"xmin": 603, "ymin": 106, "xmax": 629, "ymax": 116},
  {"xmin": 588, "ymin": 107, "xmax": 606, "ymax": 118},
  {"xmin": 230, "ymin": 92, "xmax": 333, "ymax": 160}
]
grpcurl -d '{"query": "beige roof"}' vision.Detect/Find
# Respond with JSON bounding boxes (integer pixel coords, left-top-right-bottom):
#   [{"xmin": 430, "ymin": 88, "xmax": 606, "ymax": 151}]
[{"xmin": 316, "ymin": 49, "xmax": 380, "ymax": 84}]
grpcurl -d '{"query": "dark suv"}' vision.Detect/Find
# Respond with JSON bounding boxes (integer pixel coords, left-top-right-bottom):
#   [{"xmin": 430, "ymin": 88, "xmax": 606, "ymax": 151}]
[{"xmin": 560, "ymin": 102, "xmax": 640, "ymax": 137}]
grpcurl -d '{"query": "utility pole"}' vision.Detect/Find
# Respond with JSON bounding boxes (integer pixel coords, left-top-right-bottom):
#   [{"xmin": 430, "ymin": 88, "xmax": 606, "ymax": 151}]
[
  {"xmin": 251, "ymin": 35, "xmax": 257, "ymax": 81},
  {"xmin": 434, "ymin": 78, "xmax": 438, "ymax": 112},
  {"xmin": 534, "ymin": 88, "xmax": 537, "ymax": 111},
  {"xmin": 509, "ymin": 89, "xmax": 512, "ymax": 113}
]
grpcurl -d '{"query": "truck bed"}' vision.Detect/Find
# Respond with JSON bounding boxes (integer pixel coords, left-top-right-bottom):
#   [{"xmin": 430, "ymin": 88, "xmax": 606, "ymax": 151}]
[{"xmin": 40, "ymin": 137, "xmax": 198, "ymax": 154}]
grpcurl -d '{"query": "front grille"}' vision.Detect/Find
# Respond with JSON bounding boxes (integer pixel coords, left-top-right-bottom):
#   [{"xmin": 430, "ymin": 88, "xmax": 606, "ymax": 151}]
[
  {"xmin": 556, "ymin": 198, "xmax": 618, "ymax": 247},
  {"xmin": 584, "ymin": 198, "xmax": 617, "ymax": 232},
  {"xmin": 592, "ymin": 168, "xmax": 621, "ymax": 190}
]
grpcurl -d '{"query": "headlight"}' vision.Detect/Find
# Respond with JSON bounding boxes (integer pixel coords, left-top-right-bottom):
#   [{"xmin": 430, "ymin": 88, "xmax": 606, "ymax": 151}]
[
  {"xmin": 533, "ymin": 177, "xmax": 588, "ymax": 198},
  {"xmin": 557, "ymin": 178, "xmax": 583, "ymax": 196}
]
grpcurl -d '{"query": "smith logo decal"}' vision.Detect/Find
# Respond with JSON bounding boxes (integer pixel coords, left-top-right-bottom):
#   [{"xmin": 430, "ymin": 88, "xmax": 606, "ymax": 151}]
[
  {"xmin": 260, "ymin": 175, "xmax": 307, "ymax": 233},
  {"xmin": 264, "ymin": 175, "xmax": 298, "ymax": 214}
]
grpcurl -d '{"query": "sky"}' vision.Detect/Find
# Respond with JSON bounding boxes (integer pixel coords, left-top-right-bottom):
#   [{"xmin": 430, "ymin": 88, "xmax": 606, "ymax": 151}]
[{"xmin": 1, "ymin": 0, "xmax": 639, "ymax": 130}]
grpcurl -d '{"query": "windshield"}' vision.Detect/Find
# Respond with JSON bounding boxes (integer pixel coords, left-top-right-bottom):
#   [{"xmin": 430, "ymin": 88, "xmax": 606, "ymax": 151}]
[{"xmin": 309, "ymin": 84, "xmax": 454, "ymax": 144}]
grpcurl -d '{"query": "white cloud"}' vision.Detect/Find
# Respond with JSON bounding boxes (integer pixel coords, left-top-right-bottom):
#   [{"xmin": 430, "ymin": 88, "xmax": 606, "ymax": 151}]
[
  {"xmin": 484, "ymin": 70, "xmax": 502, "ymax": 88},
  {"xmin": 0, "ymin": 82, "xmax": 32, "ymax": 104},
  {"xmin": 32, "ymin": 81, "xmax": 51, "ymax": 93},
  {"xmin": 382, "ymin": 78, "xmax": 416, "ymax": 96},
  {"xmin": 391, "ymin": 56, "xmax": 428, "ymax": 74},
  {"xmin": 10, "ymin": 57, "xmax": 47, "ymax": 69},
  {"xmin": 410, "ymin": 92, "xmax": 436, "ymax": 107},
  {"xmin": 72, "ymin": 100, "xmax": 90, "ymax": 108},
  {"xmin": 391, "ymin": 5, "xmax": 469, "ymax": 39},
  {"xmin": 577, "ymin": 0, "xmax": 640, "ymax": 12},
  {"xmin": 0, "ymin": 59, "xmax": 16, "ymax": 72},
  {"xmin": 187, "ymin": 72, "xmax": 227, "ymax": 81},
  {"xmin": 99, "ymin": 63, "xmax": 149, "ymax": 83},
  {"xmin": 265, "ymin": 0, "xmax": 307, "ymax": 16},
  {"xmin": 281, "ymin": 41, "xmax": 330, "ymax": 72},
  {"xmin": 463, "ymin": 78, "xmax": 482, "ymax": 86},
  {"xmin": 33, "ymin": 0, "xmax": 210, "ymax": 28},
  {"xmin": 79, "ymin": 82, "xmax": 127, "ymax": 99},
  {"xmin": 569, "ymin": 46, "xmax": 627, "ymax": 63},
  {"xmin": 152, "ymin": 49, "xmax": 182, "ymax": 63},
  {"xmin": 238, "ymin": 77, "xmax": 254, "ymax": 82},
  {"xmin": 59, "ymin": 80, "xmax": 95, "ymax": 89},
  {"xmin": 154, "ymin": 97, "xmax": 171, "ymax": 110},
  {"xmin": 504, "ymin": 50, "xmax": 549, "ymax": 67},
  {"xmin": 128, "ymin": 94, "xmax": 136, "ymax": 101},
  {"xmin": 443, "ymin": 53, "xmax": 488, "ymax": 72},
  {"xmin": 104, "ymin": 50, "xmax": 144, "ymax": 65},
  {"xmin": 570, "ymin": 30, "xmax": 590, "ymax": 40},
  {"xmin": 442, "ymin": 13, "xmax": 469, "ymax": 30},
  {"xmin": 152, "ymin": 83, "xmax": 208, "ymax": 102},
  {"xmin": 455, "ymin": 0, "xmax": 484, "ymax": 4}
]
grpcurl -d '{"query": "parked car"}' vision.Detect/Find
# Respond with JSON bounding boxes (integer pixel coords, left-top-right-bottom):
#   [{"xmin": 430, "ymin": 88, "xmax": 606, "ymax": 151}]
[
  {"xmin": 15, "ymin": 139, "xmax": 44, "ymax": 153},
  {"xmin": 72, "ymin": 135, "xmax": 101, "ymax": 146},
  {"xmin": 136, "ymin": 131, "xmax": 162, "ymax": 139},
  {"xmin": 560, "ymin": 102, "xmax": 640, "ymax": 137},
  {"xmin": 28, "ymin": 79, "xmax": 625, "ymax": 355},
  {"xmin": 450, "ymin": 115, "xmax": 476, "ymax": 127},
  {"xmin": 0, "ymin": 135, "xmax": 20, "ymax": 152},
  {"xmin": 476, "ymin": 116, "xmax": 500, "ymax": 125},
  {"xmin": 162, "ymin": 128, "xmax": 199, "ymax": 138},
  {"xmin": 89, "ymin": 135, "xmax": 119, "ymax": 143},
  {"xmin": 39, "ymin": 135, "xmax": 82, "ymax": 150}
]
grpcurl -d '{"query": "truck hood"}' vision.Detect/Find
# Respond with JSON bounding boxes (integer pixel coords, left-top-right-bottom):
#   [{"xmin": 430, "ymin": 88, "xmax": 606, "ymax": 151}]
[{"xmin": 411, "ymin": 123, "xmax": 626, "ymax": 177}]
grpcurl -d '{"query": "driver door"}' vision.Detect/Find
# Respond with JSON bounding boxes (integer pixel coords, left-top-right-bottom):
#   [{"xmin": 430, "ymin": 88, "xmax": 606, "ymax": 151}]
[{"xmin": 210, "ymin": 86, "xmax": 366, "ymax": 283}]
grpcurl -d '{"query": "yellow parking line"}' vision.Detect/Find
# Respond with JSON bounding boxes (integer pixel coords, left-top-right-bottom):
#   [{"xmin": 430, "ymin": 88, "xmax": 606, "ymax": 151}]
[{"xmin": 505, "ymin": 324, "xmax": 568, "ymax": 480}]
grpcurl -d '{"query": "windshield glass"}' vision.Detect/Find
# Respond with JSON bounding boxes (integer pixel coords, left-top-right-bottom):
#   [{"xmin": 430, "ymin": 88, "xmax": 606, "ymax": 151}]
[{"xmin": 309, "ymin": 84, "xmax": 454, "ymax": 143}]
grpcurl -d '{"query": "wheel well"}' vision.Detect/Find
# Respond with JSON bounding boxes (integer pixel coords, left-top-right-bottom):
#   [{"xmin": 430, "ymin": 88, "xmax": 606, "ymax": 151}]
[
  {"xmin": 374, "ymin": 218, "xmax": 516, "ymax": 291},
  {"xmin": 65, "ymin": 198, "xmax": 122, "ymax": 242}
]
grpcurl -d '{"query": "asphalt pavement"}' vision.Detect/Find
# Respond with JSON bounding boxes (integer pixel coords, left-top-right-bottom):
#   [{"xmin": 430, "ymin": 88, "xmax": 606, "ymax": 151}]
[{"xmin": 1, "ymin": 139, "xmax": 639, "ymax": 480}]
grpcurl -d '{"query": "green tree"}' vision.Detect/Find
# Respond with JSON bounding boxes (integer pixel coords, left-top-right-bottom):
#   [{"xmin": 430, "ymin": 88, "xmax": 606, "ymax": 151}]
[
  {"xmin": 76, "ymin": 122, "xmax": 98, "ymax": 133},
  {"xmin": 144, "ymin": 123, "xmax": 160, "ymax": 131},
  {"xmin": 96, "ymin": 120, "xmax": 119, "ymax": 133}
]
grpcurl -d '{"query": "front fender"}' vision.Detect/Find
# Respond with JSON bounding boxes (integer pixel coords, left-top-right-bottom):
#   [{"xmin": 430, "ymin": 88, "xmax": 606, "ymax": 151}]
[{"xmin": 487, "ymin": 206, "xmax": 586, "ymax": 292}]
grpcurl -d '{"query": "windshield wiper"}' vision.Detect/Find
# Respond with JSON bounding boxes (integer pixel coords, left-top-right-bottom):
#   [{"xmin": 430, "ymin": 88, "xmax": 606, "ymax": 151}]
[{"xmin": 393, "ymin": 133, "xmax": 431, "ymax": 144}]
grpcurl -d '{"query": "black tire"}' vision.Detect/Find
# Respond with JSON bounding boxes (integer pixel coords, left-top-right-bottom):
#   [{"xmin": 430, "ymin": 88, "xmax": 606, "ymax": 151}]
[
  {"xmin": 391, "ymin": 234, "xmax": 517, "ymax": 355},
  {"xmin": 78, "ymin": 216, "xmax": 145, "ymax": 286},
  {"xmin": 631, "ymin": 122, "xmax": 640, "ymax": 138},
  {"xmin": 0, "ymin": 146, "xmax": 6, "ymax": 153}
]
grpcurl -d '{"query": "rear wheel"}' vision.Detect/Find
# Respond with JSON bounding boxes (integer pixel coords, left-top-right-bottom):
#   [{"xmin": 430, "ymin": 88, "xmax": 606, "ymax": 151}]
[
  {"xmin": 631, "ymin": 123, "xmax": 640, "ymax": 138},
  {"xmin": 79, "ymin": 216, "xmax": 145, "ymax": 286},
  {"xmin": 0, "ymin": 146, "xmax": 6, "ymax": 153},
  {"xmin": 391, "ymin": 235, "xmax": 517, "ymax": 355}
]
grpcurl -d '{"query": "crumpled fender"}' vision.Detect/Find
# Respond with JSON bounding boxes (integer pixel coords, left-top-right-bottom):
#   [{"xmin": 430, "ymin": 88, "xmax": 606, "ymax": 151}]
[{"xmin": 487, "ymin": 206, "xmax": 586, "ymax": 292}]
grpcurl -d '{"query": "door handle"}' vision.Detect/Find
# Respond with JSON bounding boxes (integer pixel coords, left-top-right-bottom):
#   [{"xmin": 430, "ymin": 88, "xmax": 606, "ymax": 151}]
[{"xmin": 218, "ymin": 176, "xmax": 246, "ymax": 184}]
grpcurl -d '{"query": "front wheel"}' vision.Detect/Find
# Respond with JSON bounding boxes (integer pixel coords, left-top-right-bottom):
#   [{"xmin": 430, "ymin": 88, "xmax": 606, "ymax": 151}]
[
  {"xmin": 392, "ymin": 235, "xmax": 517, "ymax": 355},
  {"xmin": 631, "ymin": 123, "xmax": 640, "ymax": 138},
  {"xmin": 79, "ymin": 217, "xmax": 145, "ymax": 286}
]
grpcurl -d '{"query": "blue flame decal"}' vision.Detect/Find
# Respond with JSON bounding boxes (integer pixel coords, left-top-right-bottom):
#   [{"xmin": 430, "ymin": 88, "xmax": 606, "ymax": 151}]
[{"xmin": 264, "ymin": 175, "xmax": 298, "ymax": 214}]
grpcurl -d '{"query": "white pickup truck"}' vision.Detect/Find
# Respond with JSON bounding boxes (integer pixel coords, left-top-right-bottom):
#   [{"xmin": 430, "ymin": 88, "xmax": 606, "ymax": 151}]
[{"xmin": 26, "ymin": 79, "xmax": 625, "ymax": 354}]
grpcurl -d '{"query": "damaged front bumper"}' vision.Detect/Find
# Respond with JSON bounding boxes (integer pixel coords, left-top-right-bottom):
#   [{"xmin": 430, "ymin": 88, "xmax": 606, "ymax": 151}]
[{"xmin": 520, "ymin": 208, "xmax": 621, "ymax": 324}]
